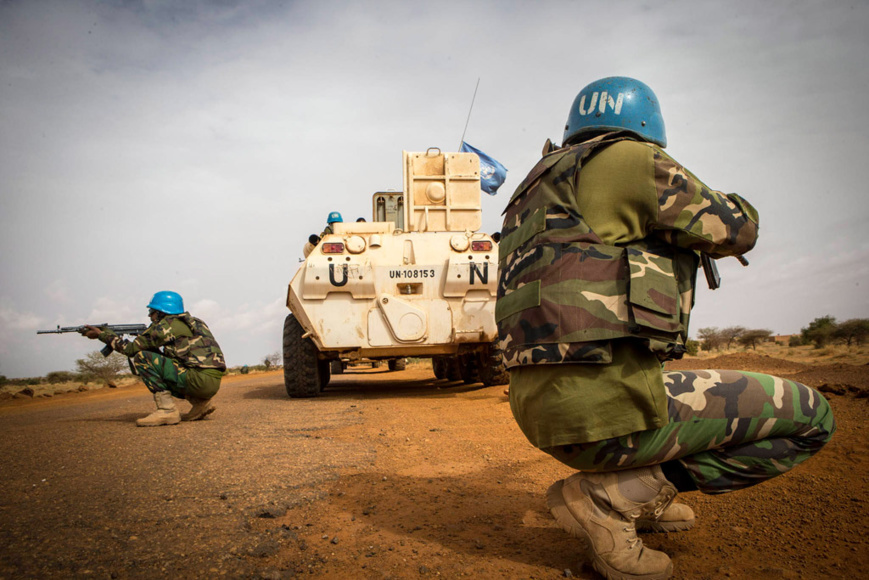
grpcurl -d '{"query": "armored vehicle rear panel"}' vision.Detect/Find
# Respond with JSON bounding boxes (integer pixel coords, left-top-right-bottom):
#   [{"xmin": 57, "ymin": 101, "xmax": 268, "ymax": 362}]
[{"xmin": 283, "ymin": 148, "xmax": 507, "ymax": 397}]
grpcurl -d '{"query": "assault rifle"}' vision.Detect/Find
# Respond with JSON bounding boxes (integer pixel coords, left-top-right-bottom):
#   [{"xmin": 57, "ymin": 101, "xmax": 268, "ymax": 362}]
[
  {"xmin": 37, "ymin": 324, "xmax": 147, "ymax": 357},
  {"xmin": 701, "ymin": 254, "xmax": 750, "ymax": 290}
]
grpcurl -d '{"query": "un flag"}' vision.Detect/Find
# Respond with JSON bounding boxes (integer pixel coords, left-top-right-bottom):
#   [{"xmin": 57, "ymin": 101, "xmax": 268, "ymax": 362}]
[{"xmin": 460, "ymin": 142, "xmax": 507, "ymax": 195}]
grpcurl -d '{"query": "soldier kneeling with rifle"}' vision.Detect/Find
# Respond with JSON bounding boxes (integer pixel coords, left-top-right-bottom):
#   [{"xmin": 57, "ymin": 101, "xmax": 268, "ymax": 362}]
[{"xmin": 81, "ymin": 291, "xmax": 226, "ymax": 427}]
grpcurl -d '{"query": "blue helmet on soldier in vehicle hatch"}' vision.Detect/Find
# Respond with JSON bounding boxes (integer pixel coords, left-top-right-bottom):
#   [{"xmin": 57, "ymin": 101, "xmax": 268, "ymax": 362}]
[
  {"xmin": 147, "ymin": 291, "xmax": 184, "ymax": 315},
  {"xmin": 327, "ymin": 211, "xmax": 343, "ymax": 224},
  {"xmin": 563, "ymin": 76, "xmax": 667, "ymax": 148}
]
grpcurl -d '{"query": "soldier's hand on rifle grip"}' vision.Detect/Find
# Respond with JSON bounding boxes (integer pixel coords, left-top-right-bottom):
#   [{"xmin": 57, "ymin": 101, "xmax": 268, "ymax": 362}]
[{"xmin": 82, "ymin": 325, "xmax": 102, "ymax": 340}]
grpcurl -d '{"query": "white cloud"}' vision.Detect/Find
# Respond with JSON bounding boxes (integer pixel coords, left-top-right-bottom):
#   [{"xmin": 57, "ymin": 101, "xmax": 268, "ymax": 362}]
[
  {"xmin": 85, "ymin": 296, "xmax": 140, "ymax": 324},
  {"xmin": 1, "ymin": 0, "xmax": 867, "ymax": 376},
  {"xmin": 43, "ymin": 279, "xmax": 73, "ymax": 306},
  {"xmin": 0, "ymin": 305, "xmax": 44, "ymax": 333}
]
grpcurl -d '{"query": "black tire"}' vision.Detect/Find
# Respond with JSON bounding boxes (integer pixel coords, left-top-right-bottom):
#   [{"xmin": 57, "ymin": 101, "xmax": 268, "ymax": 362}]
[
  {"xmin": 330, "ymin": 360, "xmax": 344, "ymax": 375},
  {"xmin": 318, "ymin": 359, "xmax": 331, "ymax": 392},
  {"xmin": 432, "ymin": 357, "xmax": 447, "ymax": 380},
  {"xmin": 458, "ymin": 354, "xmax": 480, "ymax": 385},
  {"xmin": 388, "ymin": 358, "xmax": 407, "ymax": 371},
  {"xmin": 479, "ymin": 342, "xmax": 509, "ymax": 387},
  {"xmin": 283, "ymin": 313, "xmax": 326, "ymax": 398},
  {"xmin": 444, "ymin": 357, "xmax": 461, "ymax": 381}
]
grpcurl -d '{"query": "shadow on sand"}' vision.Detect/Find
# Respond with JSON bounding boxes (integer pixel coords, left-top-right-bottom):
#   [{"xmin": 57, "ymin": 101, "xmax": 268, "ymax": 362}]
[{"xmin": 241, "ymin": 370, "xmax": 488, "ymax": 401}]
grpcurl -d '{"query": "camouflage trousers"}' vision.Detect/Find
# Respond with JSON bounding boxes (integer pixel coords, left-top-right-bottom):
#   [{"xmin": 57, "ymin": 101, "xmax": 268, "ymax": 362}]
[
  {"xmin": 131, "ymin": 351, "xmax": 189, "ymax": 398},
  {"xmin": 544, "ymin": 370, "xmax": 836, "ymax": 494}
]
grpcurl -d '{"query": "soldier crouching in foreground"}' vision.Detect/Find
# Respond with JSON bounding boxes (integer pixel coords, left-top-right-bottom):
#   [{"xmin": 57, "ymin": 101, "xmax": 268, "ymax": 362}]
[
  {"xmin": 82, "ymin": 291, "xmax": 226, "ymax": 427},
  {"xmin": 496, "ymin": 77, "xmax": 835, "ymax": 580}
]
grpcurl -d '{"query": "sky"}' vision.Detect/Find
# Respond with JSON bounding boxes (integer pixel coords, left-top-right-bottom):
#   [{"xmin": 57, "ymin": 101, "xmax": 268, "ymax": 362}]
[{"xmin": 1, "ymin": 0, "xmax": 868, "ymax": 378}]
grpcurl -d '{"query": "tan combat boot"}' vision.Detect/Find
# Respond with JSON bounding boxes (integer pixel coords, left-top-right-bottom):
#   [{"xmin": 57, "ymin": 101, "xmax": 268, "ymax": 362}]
[
  {"xmin": 637, "ymin": 501, "xmax": 695, "ymax": 533},
  {"xmin": 182, "ymin": 396, "xmax": 215, "ymax": 421},
  {"xmin": 547, "ymin": 466, "xmax": 677, "ymax": 580},
  {"xmin": 136, "ymin": 391, "xmax": 181, "ymax": 427}
]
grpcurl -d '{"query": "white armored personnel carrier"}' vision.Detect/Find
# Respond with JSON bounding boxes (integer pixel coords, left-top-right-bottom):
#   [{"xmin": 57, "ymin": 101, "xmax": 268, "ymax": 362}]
[{"xmin": 282, "ymin": 147, "xmax": 508, "ymax": 397}]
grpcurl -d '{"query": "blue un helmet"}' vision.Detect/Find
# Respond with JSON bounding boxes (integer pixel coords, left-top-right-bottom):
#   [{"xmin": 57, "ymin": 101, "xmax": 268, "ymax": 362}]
[
  {"xmin": 563, "ymin": 76, "xmax": 666, "ymax": 148},
  {"xmin": 327, "ymin": 211, "xmax": 343, "ymax": 224},
  {"xmin": 147, "ymin": 291, "xmax": 184, "ymax": 315}
]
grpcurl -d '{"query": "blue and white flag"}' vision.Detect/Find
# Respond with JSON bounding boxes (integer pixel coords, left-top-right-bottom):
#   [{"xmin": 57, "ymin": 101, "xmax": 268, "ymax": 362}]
[{"xmin": 460, "ymin": 141, "xmax": 507, "ymax": 195}]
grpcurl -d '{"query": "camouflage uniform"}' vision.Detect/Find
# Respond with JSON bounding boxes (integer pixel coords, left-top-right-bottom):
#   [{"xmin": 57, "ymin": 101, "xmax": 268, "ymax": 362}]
[
  {"xmin": 99, "ymin": 312, "xmax": 226, "ymax": 401},
  {"xmin": 498, "ymin": 133, "xmax": 835, "ymax": 492},
  {"xmin": 543, "ymin": 370, "xmax": 835, "ymax": 493}
]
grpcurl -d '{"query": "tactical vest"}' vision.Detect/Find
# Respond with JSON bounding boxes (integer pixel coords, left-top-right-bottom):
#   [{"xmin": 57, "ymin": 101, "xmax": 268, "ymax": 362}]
[
  {"xmin": 496, "ymin": 134, "xmax": 697, "ymax": 369},
  {"xmin": 163, "ymin": 313, "xmax": 227, "ymax": 371}
]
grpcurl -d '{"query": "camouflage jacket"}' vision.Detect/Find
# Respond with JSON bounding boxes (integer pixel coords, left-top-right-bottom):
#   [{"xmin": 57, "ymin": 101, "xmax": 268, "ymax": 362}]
[
  {"xmin": 497, "ymin": 133, "xmax": 759, "ymax": 369},
  {"xmin": 99, "ymin": 312, "xmax": 227, "ymax": 371}
]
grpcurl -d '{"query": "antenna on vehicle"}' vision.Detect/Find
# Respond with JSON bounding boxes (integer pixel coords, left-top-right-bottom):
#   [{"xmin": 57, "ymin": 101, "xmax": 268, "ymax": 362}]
[{"xmin": 459, "ymin": 77, "xmax": 481, "ymax": 149}]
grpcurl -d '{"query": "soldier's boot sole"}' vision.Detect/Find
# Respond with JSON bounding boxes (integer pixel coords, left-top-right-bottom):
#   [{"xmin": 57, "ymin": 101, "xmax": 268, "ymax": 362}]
[
  {"xmin": 546, "ymin": 479, "xmax": 673, "ymax": 580},
  {"xmin": 136, "ymin": 410, "xmax": 181, "ymax": 427},
  {"xmin": 637, "ymin": 502, "xmax": 695, "ymax": 533},
  {"xmin": 182, "ymin": 400, "xmax": 215, "ymax": 421}
]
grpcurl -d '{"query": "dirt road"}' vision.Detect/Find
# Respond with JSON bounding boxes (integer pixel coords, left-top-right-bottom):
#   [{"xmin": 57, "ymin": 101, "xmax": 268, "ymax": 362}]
[{"xmin": 1, "ymin": 355, "xmax": 867, "ymax": 579}]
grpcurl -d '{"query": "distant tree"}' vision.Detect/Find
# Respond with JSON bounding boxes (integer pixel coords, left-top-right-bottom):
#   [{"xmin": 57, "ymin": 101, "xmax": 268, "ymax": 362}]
[
  {"xmin": 832, "ymin": 318, "xmax": 869, "ymax": 347},
  {"xmin": 720, "ymin": 326, "xmax": 747, "ymax": 349},
  {"xmin": 685, "ymin": 339, "xmax": 700, "ymax": 356},
  {"xmin": 696, "ymin": 327, "xmax": 723, "ymax": 351},
  {"xmin": 738, "ymin": 329, "xmax": 773, "ymax": 350},
  {"xmin": 75, "ymin": 351, "xmax": 129, "ymax": 387},
  {"xmin": 801, "ymin": 315, "xmax": 837, "ymax": 348},
  {"xmin": 788, "ymin": 335, "xmax": 806, "ymax": 347}
]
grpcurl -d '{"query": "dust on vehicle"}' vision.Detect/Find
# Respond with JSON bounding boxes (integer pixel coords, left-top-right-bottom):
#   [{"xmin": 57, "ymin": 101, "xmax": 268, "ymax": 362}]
[{"xmin": 282, "ymin": 148, "xmax": 507, "ymax": 397}]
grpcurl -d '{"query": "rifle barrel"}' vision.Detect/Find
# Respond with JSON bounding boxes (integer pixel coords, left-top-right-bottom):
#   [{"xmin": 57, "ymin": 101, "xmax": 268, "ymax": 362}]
[{"xmin": 36, "ymin": 323, "xmax": 146, "ymax": 335}]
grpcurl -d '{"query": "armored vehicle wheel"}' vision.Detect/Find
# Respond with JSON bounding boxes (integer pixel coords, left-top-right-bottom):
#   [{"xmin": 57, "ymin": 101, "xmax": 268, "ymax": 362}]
[
  {"xmin": 330, "ymin": 360, "xmax": 344, "ymax": 375},
  {"xmin": 478, "ymin": 343, "xmax": 509, "ymax": 387},
  {"xmin": 459, "ymin": 354, "xmax": 480, "ymax": 385},
  {"xmin": 388, "ymin": 358, "xmax": 407, "ymax": 371},
  {"xmin": 444, "ymin": 357, "xmax": 462, "ymax": 381},
  {"xmin": 432, "ymin": 357, "xmax": 447, "ymax": 380},
  {"xmin": 318, "ymin": 359, "xmax": 331, "ymax": 392},
  {"xmin": 283, "ymin": 313, "xmax": 327, "ymax": 398}
]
